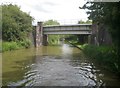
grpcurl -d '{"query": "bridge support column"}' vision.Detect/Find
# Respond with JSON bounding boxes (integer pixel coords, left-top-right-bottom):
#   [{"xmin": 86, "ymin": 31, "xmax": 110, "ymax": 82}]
[
  {"xmin": 88, "ymin": 35, "xmax": 91, "ymax": 44},
  {"xmin": 35, "ymin": 22, "xmax": 43, "ymax": 47},
  {"xmin": 43, "ymin": 34, "xmax": 48, "ymax": 46}
]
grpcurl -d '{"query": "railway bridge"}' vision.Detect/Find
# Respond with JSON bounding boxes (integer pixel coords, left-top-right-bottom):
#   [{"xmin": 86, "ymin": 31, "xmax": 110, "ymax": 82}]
[{"xmin": 34, "ymin": 22, "xmax": 92, "ymax": 47}]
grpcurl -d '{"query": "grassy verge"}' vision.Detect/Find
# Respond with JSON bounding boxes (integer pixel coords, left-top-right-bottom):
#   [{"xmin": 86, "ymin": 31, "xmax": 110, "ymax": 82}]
[
  {"xmin": 77, "ymin": 44, "xmax": 119, "ymax": 74},
  {"xmin": 2, "ymin": 39, "xmax": 31, "ymax": 52},
  {"xmin": 2, "ymin": 42, "xmax": 20, "ymax": 52}
]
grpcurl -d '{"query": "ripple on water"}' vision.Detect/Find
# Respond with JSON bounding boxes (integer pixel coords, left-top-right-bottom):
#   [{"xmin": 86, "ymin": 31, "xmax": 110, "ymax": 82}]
[
  {"xmin": 6, "ymin": 55, "xmax": 115, "ymax": 87},
  {"xmin": 76, "ymin": 62, "xmax": 104, "ymax": 87}
]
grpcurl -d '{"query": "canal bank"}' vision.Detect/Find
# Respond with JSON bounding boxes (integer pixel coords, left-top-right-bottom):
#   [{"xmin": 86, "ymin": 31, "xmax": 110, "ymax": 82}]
[
  {"xmin": 69, "ymin": 42, "xmax": 120, "ymax": 77},
  {"xmin": 2, "ymin": 40, "xmax": 32, "ymax": 52},
  {"xmin": 2, "ymin": 44, "xmax": 120, "ymax": 87}
]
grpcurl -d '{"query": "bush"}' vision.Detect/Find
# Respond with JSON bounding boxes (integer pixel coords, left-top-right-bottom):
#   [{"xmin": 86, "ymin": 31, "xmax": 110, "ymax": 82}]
[{"xmin": 18, "ymin": 39, "xmax": 31, "ymax": 48}]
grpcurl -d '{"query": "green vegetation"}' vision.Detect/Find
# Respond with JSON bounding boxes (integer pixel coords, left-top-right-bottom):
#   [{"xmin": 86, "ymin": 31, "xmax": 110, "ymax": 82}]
[
  {"xmin": 81, "ymin": 2, "xmax": 120, "ymax": 74},
  {"xmin": 78, "ymin": 20, "xmax": 92, "ymax": 24},
  {"xmin": 43, "ymin": 19, "xmax": 61, "ymax": 45},
  {"xmin": 2, "ymin": 4, "xmax": 33, "ymax": 52},
  {"xmin": 67, "ymin": 34, "xmax": 120, "ymax": 74},
  {"xmin": 48, "ymin": 35, "xmax": 60, "ymax": 45},
  {"xmin": 2, "ymin": 4, "xmax": 33, "ymax": 42},
  {"xmin": 2, "ymin": 42, "xmax": 19, "ymax": 52},
  {"xmin": 2, "ymin": 40, "xmax": 31, "ymax": 52},
  {"xmin": 43, "ymin": 19, "xmax": 60, "ymax": 26},
  {"xmin": 77, "ymin": 44, "xmax": 119, "ymax": 74},
  {"xmin": 66, "ymin": 35, "xmax": 78, "ymax": 44}
]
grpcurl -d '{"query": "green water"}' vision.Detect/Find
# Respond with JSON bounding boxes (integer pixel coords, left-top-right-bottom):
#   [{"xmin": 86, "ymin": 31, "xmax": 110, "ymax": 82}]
[{"xmin": 2, "ymin": 44, "xmax": 120, "ymax": 87}]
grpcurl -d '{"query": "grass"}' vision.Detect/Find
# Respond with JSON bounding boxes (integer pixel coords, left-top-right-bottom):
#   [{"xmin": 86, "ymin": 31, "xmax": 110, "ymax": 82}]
[
  {"xmin": 2, "ymin": 42, "xmax": 21, "ymax": 52},
  {"xmin": 77, "ymin": 44, "xmax": 119, "ymax": 74},
  {"xmin": 2, "ymin": 39, "xmax": 32, "ymax": 52}
]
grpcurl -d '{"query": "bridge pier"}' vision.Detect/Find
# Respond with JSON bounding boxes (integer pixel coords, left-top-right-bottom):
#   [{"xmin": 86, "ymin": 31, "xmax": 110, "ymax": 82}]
[
  {"xmin": 88, "ymin": 35, "xmax": 91, "ymax": 44},
  {"xmin": 35, "ymin": 22, "xmax": 43, "ymax": 47},
  {"xmin": 43, "ymin": 34, "xmax": 48, "ymax": 46},
  {"xmin": 35, "ymin": 22, "xmax": 48, "ymax": 47},
  {"xmin": 77, "ymin": 35, "xmax": 89, "ymax": 44}
]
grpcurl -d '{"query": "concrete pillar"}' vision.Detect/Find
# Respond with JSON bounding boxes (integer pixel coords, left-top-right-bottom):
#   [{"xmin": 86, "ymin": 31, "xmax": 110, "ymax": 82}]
[
  {"xmin": 78, "ymin": 35, "xmax": 84, "ymax": 44},
  {"xmin": 43, "ymin": 34, "xmax": 48, "ymax": 46},
  {"xmin": 85, "ymin": 35, "xmax": 88, "ymax": 44},
  {"xmin": 35, "ymin": 22, "xmax": 43, "ymax": 47},
  {"xmin": 88, "ymin": 35, "xmax": 91, "ymax": 44}
]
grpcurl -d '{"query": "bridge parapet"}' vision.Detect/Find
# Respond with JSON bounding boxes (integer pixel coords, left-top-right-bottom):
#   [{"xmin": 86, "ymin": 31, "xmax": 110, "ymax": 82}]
[
  {"xmin": 43, "ymin": 24, "xmax": 92, "ymax": 35},
  {"xmin": 43, "ymin": 24, "xmax": 92, "ymax": 30}
]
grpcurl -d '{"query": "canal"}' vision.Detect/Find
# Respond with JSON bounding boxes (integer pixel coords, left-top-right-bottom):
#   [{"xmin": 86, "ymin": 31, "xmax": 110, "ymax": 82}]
[{"xmin": 2, "ymin": 44, "xmax": 120, "ymax": 87}]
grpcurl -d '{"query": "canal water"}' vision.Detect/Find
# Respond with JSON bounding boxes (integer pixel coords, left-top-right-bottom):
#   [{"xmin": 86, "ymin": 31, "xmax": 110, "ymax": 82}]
[{"xmin": 2, "ymin": 44, "xmax": 120, "ymax": 87}]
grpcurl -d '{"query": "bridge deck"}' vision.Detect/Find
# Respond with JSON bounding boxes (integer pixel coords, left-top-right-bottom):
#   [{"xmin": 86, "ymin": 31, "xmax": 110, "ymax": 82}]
[{"xmin": 43, "ymin": 24, "xmax": 92, "ymax": 35}]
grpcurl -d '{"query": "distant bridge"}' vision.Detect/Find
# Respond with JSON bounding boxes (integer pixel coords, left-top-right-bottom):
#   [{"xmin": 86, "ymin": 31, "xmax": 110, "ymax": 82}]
[
  {"xmin": 34, "ymin": 22, "xmax": 92, "ymax": 47},
  {"xmin": 43, "ymin": 24, "xmax": 92, "ymax": 35}
]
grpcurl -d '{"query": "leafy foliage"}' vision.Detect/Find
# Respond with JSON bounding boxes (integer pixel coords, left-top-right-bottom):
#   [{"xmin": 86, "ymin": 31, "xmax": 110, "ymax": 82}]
[
  {"xmin": 18, "ymin": 39, "xmax": 31, "ymax": 48},
  {"xmin": 82, "ymin": 2, "xmax": 120, "ymax": 73},
  {"xmin": 82, "ymin": 2, "xmax": 120, "ymax": 46},
  {"xmin": 78, "ymin": 20, "xmax": 92, "ymax": 24},
  {"xmin": 43, "ymin": 19, "xmax": 60, "ymax": 26},
  {"xmin": 2, "ymin": 4, "xmax": 33, "ymax": 42}
]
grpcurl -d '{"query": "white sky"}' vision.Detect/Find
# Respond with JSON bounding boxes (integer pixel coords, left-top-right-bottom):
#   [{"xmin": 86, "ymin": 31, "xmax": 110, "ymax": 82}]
[{"xmin": 0, "ymin": 0, "xmax": 88, "ymax": 25}]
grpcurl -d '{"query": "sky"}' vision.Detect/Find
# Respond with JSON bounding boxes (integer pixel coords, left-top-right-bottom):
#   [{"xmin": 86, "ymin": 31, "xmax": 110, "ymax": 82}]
[{"xmin": 0, "ymin": 0, "xmax": 89, "ymax": 25}]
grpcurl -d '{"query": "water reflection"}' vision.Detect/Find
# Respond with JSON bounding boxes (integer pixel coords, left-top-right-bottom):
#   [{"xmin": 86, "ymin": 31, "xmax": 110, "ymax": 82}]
[
  {"xmin": 2, "ymin": 45, "xmax": 120, "ymax": 87},
  {"xmin": 62, "ymin": 44, "xmax": 72, "ymax": 54}
]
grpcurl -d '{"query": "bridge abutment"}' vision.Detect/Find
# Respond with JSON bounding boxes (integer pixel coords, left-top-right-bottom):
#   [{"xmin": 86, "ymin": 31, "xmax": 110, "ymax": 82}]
[{"xmin": 35, "ymin": 22, "xmax": 48, "ymax": 47}]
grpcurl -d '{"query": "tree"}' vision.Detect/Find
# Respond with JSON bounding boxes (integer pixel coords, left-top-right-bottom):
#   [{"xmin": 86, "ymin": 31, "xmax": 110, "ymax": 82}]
[
  {"xmin": 82, "ymin": 2, "xmax": 120, "ymax": 73},
  {"xmin": 86, "ymin": 20, "xmax": 92, "ymax": 24},
  {"xmin": 78, "ymin": 20, "xmax": 86, "ymax": 24},
  {"xmin": 43, "ymin": 19, "xmax": 60, "ymax": 26},
  {"xmin": 82, "ymin": 2, "xmax": 120, "ymax": 47},
  {"xmin": 78, "ymin": 20, "xmax": 92, "ymax": 24},
  {"xmin": 2, "ymin": 4, "xmax": 33, "ymax": 42}
]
